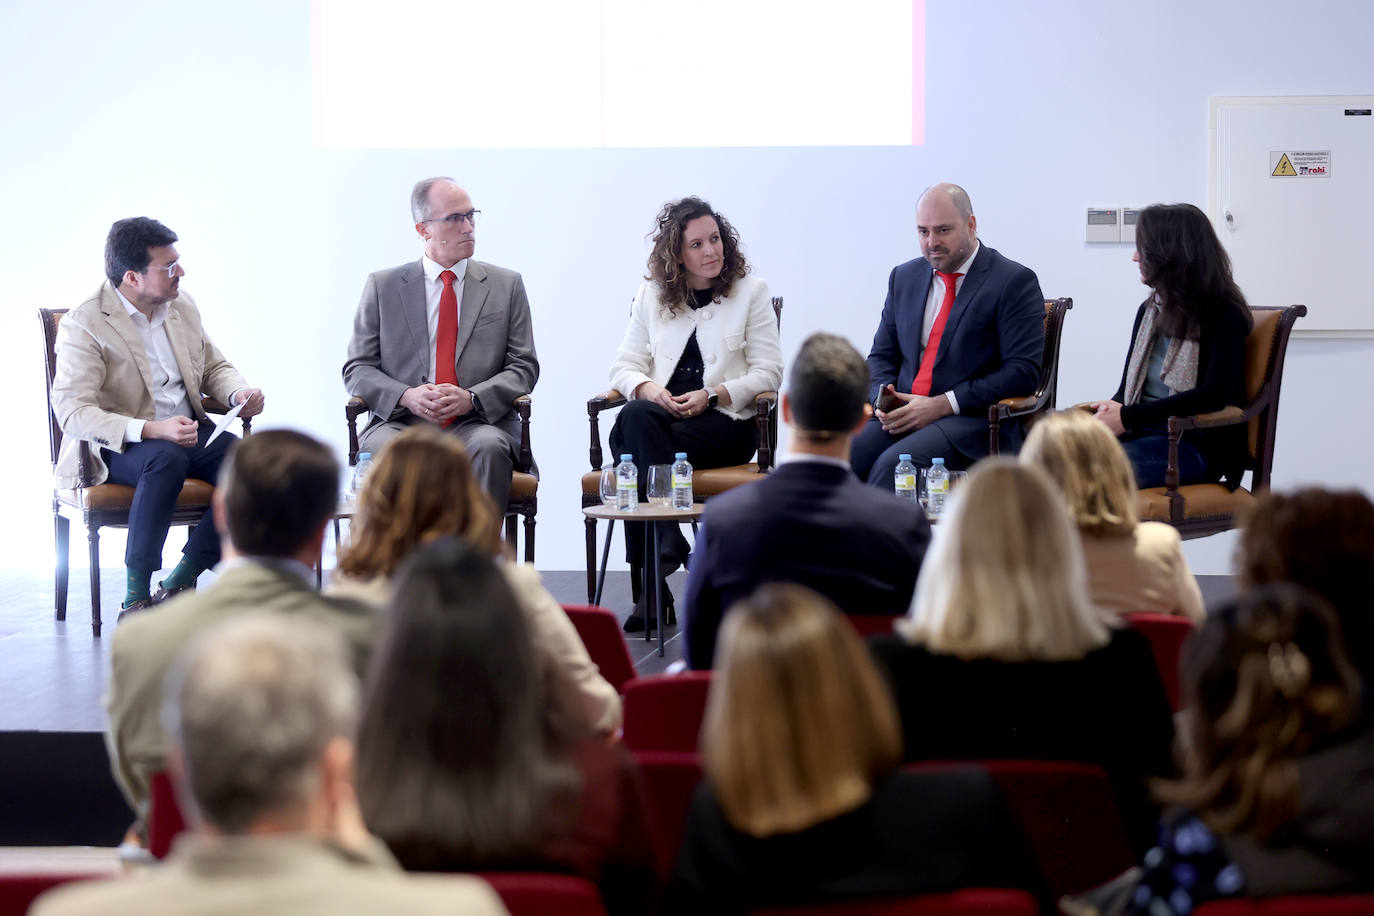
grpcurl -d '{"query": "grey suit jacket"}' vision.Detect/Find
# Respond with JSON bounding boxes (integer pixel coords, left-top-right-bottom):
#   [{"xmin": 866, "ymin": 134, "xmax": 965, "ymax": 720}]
[
  {"xmin": 32, "ymin": 835, "xmax": 510, "ymax": 916},
  {"xmin": 104, "ymin": 560, "xmax": 379, "ymax": 813},
  {"xmin": 342, "ymin": 258, "xmax": 538, "ymax": 433}
]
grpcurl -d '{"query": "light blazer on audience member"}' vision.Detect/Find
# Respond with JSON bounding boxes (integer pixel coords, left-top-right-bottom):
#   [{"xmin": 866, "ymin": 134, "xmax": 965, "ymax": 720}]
[
  {"xmin": 681, "ymin": 459, "xmax": 931, "ymax": 669},
  {"xmin": 105, "ymin": 561, "xmax": 378, "ymax": 812}
]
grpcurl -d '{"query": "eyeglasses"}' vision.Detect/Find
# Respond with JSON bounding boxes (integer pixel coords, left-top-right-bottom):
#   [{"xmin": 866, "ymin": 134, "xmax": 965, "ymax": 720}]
[
  {"xmin": 421, "ymin": 209, "xmax": 481, "ymax": 227},
  {"xmin": 147, "ymin": 261, "xmax": 180, "ymax": 278}
]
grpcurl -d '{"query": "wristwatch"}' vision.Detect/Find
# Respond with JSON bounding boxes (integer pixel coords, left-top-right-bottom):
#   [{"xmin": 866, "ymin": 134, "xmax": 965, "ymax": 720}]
[{"xmin": 705, "ymin": 390, "xmax": 719, "ymax": 410}]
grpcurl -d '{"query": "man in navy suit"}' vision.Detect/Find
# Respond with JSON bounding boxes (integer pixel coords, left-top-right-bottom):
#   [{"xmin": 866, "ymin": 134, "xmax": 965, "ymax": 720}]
[
  {"xmin": 852, "ymin": 183, "xmax": 1045, "ymax": 484},
  {"xmin": 680, "ymin": 333, "xmax": 932, "ymax": 670}
]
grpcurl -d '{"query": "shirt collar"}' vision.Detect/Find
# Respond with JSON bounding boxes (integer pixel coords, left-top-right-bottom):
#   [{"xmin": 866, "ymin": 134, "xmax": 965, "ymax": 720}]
[
  {"xmin": 779, "ymin": 452, "xmax": 854, "ymax": 471},
  {"xmin": 422, "ymin": 255, "xmax": 468, "ymax": 284},
  {"xmin": 115, "ymin": 286, "xmax": 170, "ymax": 327},
  {"xmin": 215, "ymin": 555, "xmax": 315, "ymax": 585}
]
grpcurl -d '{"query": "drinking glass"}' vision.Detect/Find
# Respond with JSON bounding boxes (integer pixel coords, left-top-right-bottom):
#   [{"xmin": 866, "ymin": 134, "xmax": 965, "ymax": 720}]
[
  {"xmin": 599, "ymin": 468, "xmax": 617, "ymax": 506},
  {"xmin": 648, "ymin": 465, "xmax": 673, "ymax": 506}
]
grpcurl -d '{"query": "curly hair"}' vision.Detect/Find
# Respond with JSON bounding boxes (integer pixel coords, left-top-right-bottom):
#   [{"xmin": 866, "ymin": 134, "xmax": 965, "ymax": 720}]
[
  {"xmin": 338, "ymin": 426, "xmax": 502, "ymax": 579},
  {"xmin": 645, "ymin": 196, "xmax": 750, "ymax": 313},
  {"xmin": 1155, "ymin": 584, "xmax": 1361, "ymax": 841}
]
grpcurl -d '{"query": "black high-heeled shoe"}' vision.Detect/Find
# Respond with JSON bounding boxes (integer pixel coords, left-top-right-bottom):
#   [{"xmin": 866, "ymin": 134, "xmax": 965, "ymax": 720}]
[{"xmin": 622, "ymin": 582, "xmax": 677, "ymax": 633}]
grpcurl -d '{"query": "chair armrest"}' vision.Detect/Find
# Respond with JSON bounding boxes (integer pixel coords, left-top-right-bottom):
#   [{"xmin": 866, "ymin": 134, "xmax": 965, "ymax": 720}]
[
  {"xmin": 345, "ymin": 396, "xmax": 369, "ymax": 467},
  {"xmin": 587, "ymin": 390, "xmax": 626, "ymax": 414},
  {"xmin": 1170, "ymin": 405, "xmax": 1247, "ymax": 432},
  {"xmin": 587, "ymin": 390, "xmax": 626, "ymax": 471},
  {"xmin": 514, "ymin": 395, "xmax": 533, "ymax": 473},
  {"xmin": 993, "ymin": 394, "xmax": 1039, "ymax": 415},
  {"xmin": 77, "ymin": 440, "xmax": 96, "ymax": 488},
  {"xmin": 754, "ymin": 391, "xmax": 779, "ymax": 472}
]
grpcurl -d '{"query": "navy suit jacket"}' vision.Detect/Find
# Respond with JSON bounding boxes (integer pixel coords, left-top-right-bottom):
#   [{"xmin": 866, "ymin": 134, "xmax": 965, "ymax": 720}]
[
  {"xmin": 680, "ymin": 460, "xmax": 932, "ymax": 669},
  {"xmin": 866, "ymin": 244, "xmax": 1045, "ymax": 454}
]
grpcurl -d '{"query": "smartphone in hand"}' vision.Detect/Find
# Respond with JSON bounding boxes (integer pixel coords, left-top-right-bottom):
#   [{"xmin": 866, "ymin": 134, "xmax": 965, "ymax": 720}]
[{"xmin": 876, "ymin": 386, "xmax": 902, "ymax": 412}]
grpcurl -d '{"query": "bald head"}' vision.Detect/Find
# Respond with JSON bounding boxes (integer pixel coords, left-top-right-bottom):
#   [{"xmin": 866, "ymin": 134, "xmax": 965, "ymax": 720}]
[
  {"xmin": 915, "ymin": 183, "xmax": 977, "ymax": 272},
  {"xmin": 917, "ymin": 183, "xmax": 973, "ymax": 220}
]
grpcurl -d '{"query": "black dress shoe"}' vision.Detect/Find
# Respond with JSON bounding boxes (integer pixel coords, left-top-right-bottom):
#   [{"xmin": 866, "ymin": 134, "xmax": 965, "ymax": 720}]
[
  {"xmin": 151, "ymin": 581, "xmax": 196, "ymax": 604},
  {"xmin": 117, "ymin": 598, "xmax": 155, "ymax": 624}
]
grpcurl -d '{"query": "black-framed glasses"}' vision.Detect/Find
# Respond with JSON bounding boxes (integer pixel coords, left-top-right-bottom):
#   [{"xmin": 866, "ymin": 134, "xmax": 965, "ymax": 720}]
[
  {"xmin": 147, "ymin": 261, "xmax": 180, "ymax": 278},
  {"xmin": 421, "ymin": 209, "xmax": 481, "ymax": 227}
]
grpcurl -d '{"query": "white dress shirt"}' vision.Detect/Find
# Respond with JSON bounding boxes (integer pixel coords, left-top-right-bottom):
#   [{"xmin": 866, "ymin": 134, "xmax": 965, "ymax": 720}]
[
  {"xmin": 116, "ymin": 289, "xmax": 196, "ymax": 443},
  {"xmin": 421, "ymin": 254, "xmax": 468, "ymax": 382},
  {"xmin": 921, "ymin": 241, "xmax": 980, "ymax": 415}
]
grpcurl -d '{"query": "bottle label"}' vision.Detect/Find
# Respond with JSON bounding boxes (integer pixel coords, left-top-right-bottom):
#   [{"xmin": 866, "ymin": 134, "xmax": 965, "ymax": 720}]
[
  {"xmin": 618, "ymin": 480, "xmax": 635, "ymax": 491},
  {"xmin": 928, "ymin": 478, "xmax": 949, "ymax": 495},
  {"xmin": 672, "ymin": 473, "xmax": 691, "ymax": 488},
  {"xmin": 895, "ymin": 473, "xmax": 916, "ymax": 491}
]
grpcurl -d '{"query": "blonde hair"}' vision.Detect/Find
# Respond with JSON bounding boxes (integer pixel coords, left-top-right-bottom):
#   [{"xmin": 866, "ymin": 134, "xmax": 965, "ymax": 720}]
[
  {"xmin": 339, "ymin": 426, "xmax": 502, "ymax": 578},
  {"xmin": 900, "ymin": 458, "xmax": 1109, "ymax": 662},
  {"xmin": 1021, "ymin": 410, "xmax": 1139, "ymax": 537},
  {"xmin": 702, "ymin": 585, "xmax": 902, "ymax": 837}
]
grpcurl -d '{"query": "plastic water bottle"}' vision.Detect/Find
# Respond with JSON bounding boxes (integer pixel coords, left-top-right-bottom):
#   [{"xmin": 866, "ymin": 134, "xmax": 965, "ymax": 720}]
[
  {"xmin": 926, "ymin": 457, "xmax": 949, "ymax": 518},
  {"xmin": 671, "ymin": 452, "xmax": 693, "ymax": 510},
  {"xmin": 350, "ymin": 452, "xmax": 372, "ymax": 499},
  {"xmin": 894, "ymin": 454, "xmax": 918, "ymax": 504},
  {"xmin": 615, "ymin": 454, "xmax": 638, "ymax": 511}
]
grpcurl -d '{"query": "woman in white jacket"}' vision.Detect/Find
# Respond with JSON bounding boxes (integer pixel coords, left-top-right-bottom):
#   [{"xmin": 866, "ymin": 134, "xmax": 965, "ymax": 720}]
[{"xmin": 608, "ymin": 197, "xmax": 783, "ymax": 632}]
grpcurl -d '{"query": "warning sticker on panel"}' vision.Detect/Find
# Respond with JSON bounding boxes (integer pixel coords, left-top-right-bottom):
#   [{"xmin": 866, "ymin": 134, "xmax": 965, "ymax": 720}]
[{"xmin": 1271, "ymin": 150, "xmax": 1330, "ymax": 177}]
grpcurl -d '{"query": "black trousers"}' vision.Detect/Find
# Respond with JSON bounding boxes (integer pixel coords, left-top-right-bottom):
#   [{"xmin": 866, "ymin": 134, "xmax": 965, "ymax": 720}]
[{"xmin": 608, "ymin": 399, "xmax": 757, "ymax": 570}]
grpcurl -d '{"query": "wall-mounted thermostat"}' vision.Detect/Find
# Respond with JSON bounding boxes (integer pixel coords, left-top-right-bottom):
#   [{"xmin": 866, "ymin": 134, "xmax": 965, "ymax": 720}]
[{"xmin": 1087, "ymin": 208, "xmax": 1120, "ymax": 243}]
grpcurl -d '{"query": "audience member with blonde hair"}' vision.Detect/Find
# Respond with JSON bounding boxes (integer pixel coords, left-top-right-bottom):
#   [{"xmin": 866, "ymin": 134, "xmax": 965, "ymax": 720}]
[
  {"xmin": 1112, "ymin": 585, "xmax": 1374, "ymax": 910},
  {"xmin": 1021, "ymin": 410, "xmax": 1203, "ymax": 622},
  {"xmin": 328, "ymin": 425, "xmax": 619, "ymax": 737},
  {"xmin": 669, "ymin": 584, "xmax": 1035, "ymax": 914},
  {"xmin": 868, "ymin": 459, "xmax": 1175, "ymax": 853}
]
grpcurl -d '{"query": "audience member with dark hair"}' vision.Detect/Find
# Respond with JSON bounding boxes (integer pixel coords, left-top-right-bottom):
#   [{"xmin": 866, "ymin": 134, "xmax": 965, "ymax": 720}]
[
  {"xmin": 1089, "ymin": 203, "xmax": 1254, "ymax": 488},
  {"xmin": 328, "ymin": 425, "xmax": 619, "ymax": 737},
  {"xmin": 868, "ymin": 459, "xmax": 1175, "ymax": 854},
  {"xmin": 1022, "ymin": 410, "xmax": 1203, "ymax": 621},
  {"xmin": 354, "ymin": 537, "xmax": 656, "ymax": 916},
  {"xmin": 680, "ymin": 332, "xmax": 930, "ymax": 669},
  {"xmin": 669, "ymin": 585, "xmax": 1035, "ymax": 914},
  {"xmin": 1236, "ymin": 486, "xmax": 1374, "ymax": 701},
  {"xmin": 105, "ymin": 430, "xmax": 377, "ymax": 819},
  {"xmin": 37, "ymin": 615, "xmax": 506, "ymax": 915},
  {"xmin": 607, "ymin": 195, "xmax": 783, "ymax": 632},
  {"xmin": 1105, "ymin": 586, "xmax": 1374, "ymax": 912}
]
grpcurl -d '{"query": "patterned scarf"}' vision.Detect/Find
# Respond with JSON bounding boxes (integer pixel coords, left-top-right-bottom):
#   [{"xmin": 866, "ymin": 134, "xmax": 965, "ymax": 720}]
[{"xmin": 1122, "ymin": 299, "xmax": 1200, "ymax": 406}]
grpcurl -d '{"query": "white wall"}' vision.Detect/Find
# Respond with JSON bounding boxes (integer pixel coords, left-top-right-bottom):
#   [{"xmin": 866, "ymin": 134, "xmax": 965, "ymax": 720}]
[{"xmin": 3, "ymin": 0, "xmax": 1370, "ymax": 576}]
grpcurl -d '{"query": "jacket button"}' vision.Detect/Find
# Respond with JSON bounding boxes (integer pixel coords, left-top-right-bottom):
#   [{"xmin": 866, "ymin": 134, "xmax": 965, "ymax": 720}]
[
  {"xmin": 706, "ymin": 354, "xmax": 716, "ymax": 364},
  {"xmin": 702, "ymin": 309, "xmax": 713, "ymax": 320}
]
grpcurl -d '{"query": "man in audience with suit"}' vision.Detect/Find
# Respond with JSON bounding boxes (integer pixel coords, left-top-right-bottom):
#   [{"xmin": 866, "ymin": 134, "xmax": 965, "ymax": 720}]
[
  {"xmin": 681, "ymin": 333, "xmax": 932, "ymax": 669},
  {"xmin": 343, "ymin": 177, "xmax": 539, "ymax": 512},
  {"xmin": 853, "ymin": 182, "xmax": 1045, "ymax": 484},
  {"xmin": 105, "ymin": 430, "xmax": 377, "ymax": 820},
  {"xmin": 51, "ymin": 217, "xmax": 266, "ymax": 615},
  {"xmin": 37, "ymin": 614, "xmax": 508, "ymax": 916}
]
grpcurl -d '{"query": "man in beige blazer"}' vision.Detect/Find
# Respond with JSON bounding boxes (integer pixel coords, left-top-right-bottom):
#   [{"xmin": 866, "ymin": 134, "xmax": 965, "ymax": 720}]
[
  {"xmin": 51, "ymin": 217, "xmax": 265, "ymax": 613},
  {"xmin": 105, "ymin": 430, "xmax": 378, "ymax": 817},
  {"xmin": 37, "ymin": 614, "xmax": 508, "ymax": 916}
]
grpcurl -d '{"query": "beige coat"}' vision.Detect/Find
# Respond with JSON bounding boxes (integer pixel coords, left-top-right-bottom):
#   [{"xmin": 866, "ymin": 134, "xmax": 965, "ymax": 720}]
[
  {"xmin": 31, "ymin": 834, "xmax": 509, "ymax": 916},
  {"xmin": 51, "ymin": 283, "xmax": 245, "ymax": 488},
  {"xmin": 105, "ymin": 561, "xmax": 380, "ymax": 813},
  {"xmin": 327, "ymin": 562, "xmax": 622, "ymax": 737},
  {"xmin": 1081, "ymin": 521, "xmax": 1206, "ymax": 623}
]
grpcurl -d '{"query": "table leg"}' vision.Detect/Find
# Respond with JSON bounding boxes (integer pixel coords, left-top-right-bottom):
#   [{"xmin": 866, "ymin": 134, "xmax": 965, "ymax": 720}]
[
  {"xmin": 592, "ymin": 519, "xmax": 615, "ymax": 607},
  {"xmin": 652, "ymin": 523, "xmax": 665, "ymax": 657}
]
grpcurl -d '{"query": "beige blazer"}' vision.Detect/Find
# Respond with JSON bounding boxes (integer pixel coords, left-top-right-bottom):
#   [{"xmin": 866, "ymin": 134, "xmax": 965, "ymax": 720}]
[
  {"xmin": 327, "ymin": 562, "xmax": 622, "ymax": 738},
  {"xmin": 1081, "ymin": 521, "xmax": 1206, "ymax": 623},
  {"xmin": 31, "ymin": 834, "xmax": 510, "ymax": 916},
  {"xmin": 609, "ymin": 275, "xmax": 783, "ymax": 421},
  {"xmin": 105, "ymin": 561, "xmax": 380, "ymax": 813},
  {"xmin": 51, "ymin": 282, "xmax": 245, "ymax": 488}
]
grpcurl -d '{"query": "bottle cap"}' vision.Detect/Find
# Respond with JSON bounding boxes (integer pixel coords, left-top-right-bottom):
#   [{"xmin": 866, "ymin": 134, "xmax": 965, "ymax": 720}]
[
  {"xmin": 932, "ymin": 457, "xmax": 945, "ymax": 465},
  {"xmin": 674, "ymin": 452, "xmax": 688, "ymax": 460},
  {"xmin": 620, "ymin": 454, "xmax": 633, "ymax": 462},
  {"xmin": 898, "ymin": 454, "xmax": 911, "ymax": 461}
]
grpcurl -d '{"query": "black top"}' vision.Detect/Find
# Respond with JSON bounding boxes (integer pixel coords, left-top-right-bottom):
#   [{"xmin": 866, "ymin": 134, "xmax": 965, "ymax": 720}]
[
  {"xmin": 1111, "ymin": 295, "xmax": 1251, "ymax": 487},
  {"xmin": 665, "ymin": 288, "xmax": 713, "ymax": 397},
  {"xmin": 666, "ymin": 768, "xmax": 1040, "ymax": 915},
  {"xmin": 867, "ymin": 626, "xmax": 1176, "ymax": 855}
]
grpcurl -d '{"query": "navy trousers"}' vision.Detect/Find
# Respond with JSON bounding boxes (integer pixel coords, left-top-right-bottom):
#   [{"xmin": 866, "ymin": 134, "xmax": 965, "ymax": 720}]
[{"xmin": 102, "ymin": 421, "xmax": 236, "ymax": 572}]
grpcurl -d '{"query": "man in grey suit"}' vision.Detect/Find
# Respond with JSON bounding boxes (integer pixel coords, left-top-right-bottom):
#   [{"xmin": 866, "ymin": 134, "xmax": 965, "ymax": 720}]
[
  {"xmin": 343, "ymin": 177, "xmax": 539, "ymax": 511},
  {"xmin": 105, "ymin": 430, "xmax": 377, "ymax": 817},
  {"xmin": 38, "ymin": 615, "xmax": 507, "ymax": 916}
]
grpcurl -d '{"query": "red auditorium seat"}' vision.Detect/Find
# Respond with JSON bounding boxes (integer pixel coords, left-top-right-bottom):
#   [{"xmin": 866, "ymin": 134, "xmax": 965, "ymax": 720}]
[
  {"xmin": 563, "ymin": 604, "xmax": 638, "ymax": 693},
  {"xmin": 0, "ymin": 873, "xmax": 103, "ymax": 916},
  {"xmin": 479, "ymin": 872, "xmax": 609, "ymax": 916},
  {"xmin": 621, "ymin": 672, "xmax": 713, "ymax": 753},
  {"xmin": 633, "ymin": 750, "xmax": 704, "ymax": 879},
  {"xmin": 148, "ymin": 769, "xmax": 189, "ymax": 859},
  {"xmin": 844, "ymin": 614, "xmax": 903, "ymax": 638},
  {"xmin": 1194, "ymin": 898, "xmax": 1374, "ymax": 915},
  {"xmin": 1123, "ymin": 612, "xmax": 1195, "ymax": 711},
  {"xmin": 751, "ymin": 888, "xmax": 1039, "ymax": 915}
]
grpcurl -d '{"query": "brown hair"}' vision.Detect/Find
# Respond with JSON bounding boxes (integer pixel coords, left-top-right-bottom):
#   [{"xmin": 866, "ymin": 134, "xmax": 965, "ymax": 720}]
[
  {"xmin": 1156, "ymin": 584, "xmax": 1360, "ymax": 840},
  {"xmin": 1021, "ymin": 410, "xmax": 1139, "ymax": 537},
  {"xmin": 338, "ymin": 426, "xmax": 502, "ymax": 579},
  {"xmin": 702, "ymin": 584, "xmax": 902, "ymax": 837},
  {"xmin": 646, "ymin": 196, "xmax": 750, "ymax": 313}
]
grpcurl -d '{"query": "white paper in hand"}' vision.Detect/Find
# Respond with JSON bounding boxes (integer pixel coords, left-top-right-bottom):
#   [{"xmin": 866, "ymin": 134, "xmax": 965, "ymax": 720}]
[{"xmin": 205, "ymin": 400, "xmax": 245, "ymax": 448}]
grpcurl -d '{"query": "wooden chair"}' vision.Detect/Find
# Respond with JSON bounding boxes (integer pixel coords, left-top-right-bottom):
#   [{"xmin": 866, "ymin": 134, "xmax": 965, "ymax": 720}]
[
  {"xmin": 1194, "ymin": 897, "xmax": 1374, "ymax": 915},
  {"xmin": 580, "ymin": 297, "xmax": 783, "ymax": 601},
  {"xmin": 1122, "ymin": 613, "xmax": 1196, "ymax": 712},
  {"xmin": 621, "ymin": 672, "xmax": 713, "ymax": 753},
  {"xmin": 1137, "ymin": 304, "xmax": 1305, "ymax": 538},
  {"xmin": 41, "ymin": 308, "xmax": 251, "ymax": 636},
  {"xmin": 562, "ymin": 604, "xmax": 638, "ymax": 693},
  {"xmin": 477, "ymin": 872, "xmax": 610, "ymax": 916},
  {"xmin": 752, "ymin": 889, "xmax": 1040, "ymax": 915},
  {"xmin": 344, "ymin": 394, "xmax": 537, "ymax": 561},
  {"xmin": 988, "ymin": 298, "xmax": 1073, "ymax": 455}
]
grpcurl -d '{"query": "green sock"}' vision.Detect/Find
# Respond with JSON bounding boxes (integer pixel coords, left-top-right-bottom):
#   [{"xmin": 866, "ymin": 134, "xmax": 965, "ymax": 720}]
[
  {"xmin": 160, "ymin": 556, "xmax": 205, "ymax": 591},
  {"xmin": 124, "ymin": 569, "xmax": 153, "ymax": 608}
]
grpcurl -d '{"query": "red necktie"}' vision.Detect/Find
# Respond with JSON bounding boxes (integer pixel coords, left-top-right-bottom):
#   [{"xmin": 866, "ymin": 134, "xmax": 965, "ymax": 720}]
[
  {"xmin": 911, "ymin": 270, "xmax": 963, "ymax": 396},
  {"xmin": 435, "ymin": 269, "xmax": 458, "ymax": 427}
]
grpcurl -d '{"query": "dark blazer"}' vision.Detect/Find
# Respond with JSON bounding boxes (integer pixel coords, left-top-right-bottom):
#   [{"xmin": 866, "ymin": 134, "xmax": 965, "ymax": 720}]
[
  {"xmin": 866, "ymin": 244, "xmax": 1045, "ymax": 454},
  {"xmin": 666, "ymin": 768, "xmax": 1039, "ymax": 916},
  {"xmin": 867, "ymin": 626, "xmax": 1176, "ymax": 855},
  {"xmin": 681, "ymin": 460, "xmax": 931, "ymax": 670}
]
